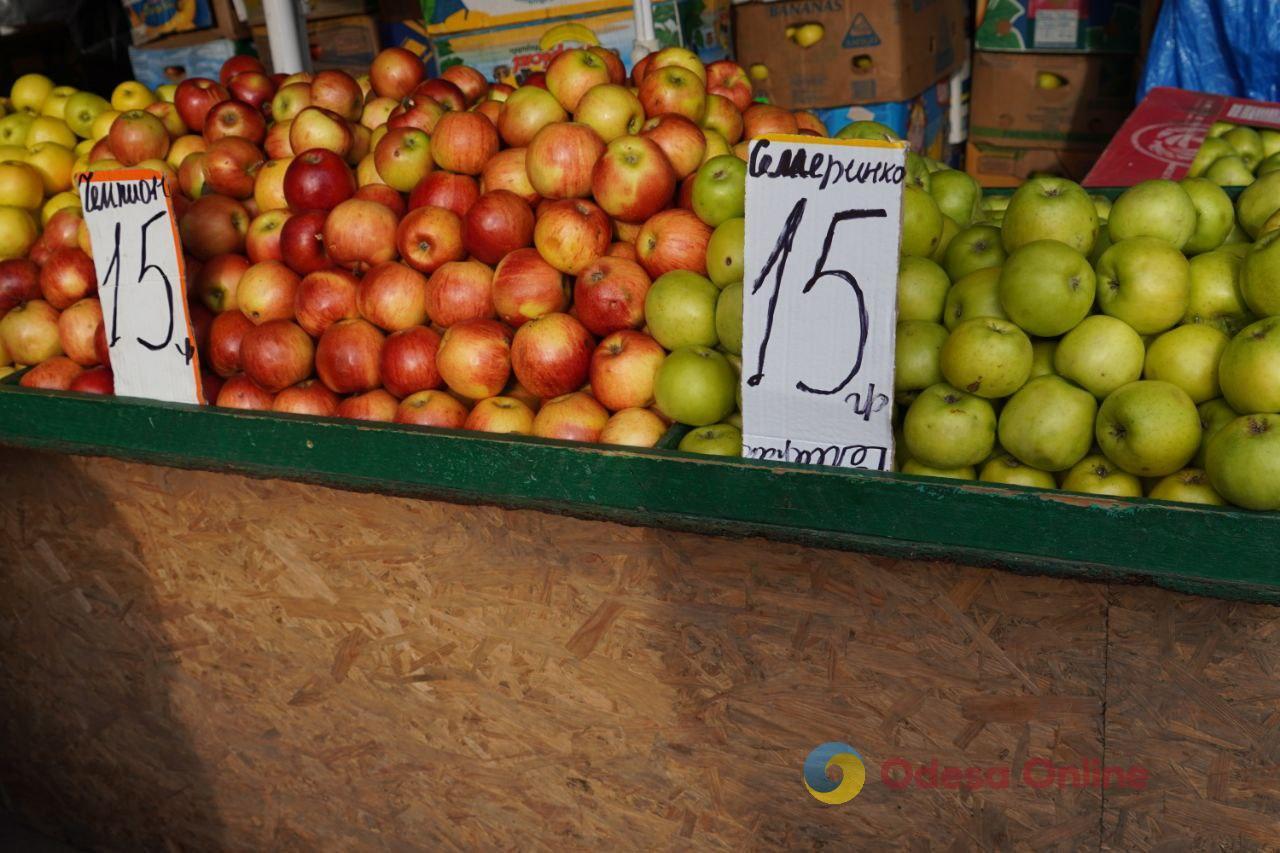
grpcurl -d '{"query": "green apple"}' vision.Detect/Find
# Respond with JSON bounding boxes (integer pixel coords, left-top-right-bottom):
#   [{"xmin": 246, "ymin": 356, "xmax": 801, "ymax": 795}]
[
  {"xmin": 940, "ymin": 317, "xmax": 1032, "ymax": 398},
  {"xmin": 1195, "ymin": 397, "xmax": 1238, "ymax": 468},
  {"xmin": 1204, "ymin": 155, "xmax": 1255, "ymax": 187},
  {"xmin": 944, "ymin": 223, "xmax": 1006, "ymax": 281},
  {"xmin": 1185, "ymin": 247, "xmax": 1255, "ymax": 335},
  {"xmin": 654, "ymin": 346, "xmax": 736, "ymax": 426},
  {"xmin": 1258, "ymin": 152, "xmax": 1280, "ymax": 176},
  {"xmin": 1223, "ymin": 125, "xmax": 1264, "ymax": 169},
  {"xmin": 897, "ymin": 256, "xmax": 950, "ymax": 323},
  {"xmin": 900, "ymin": 460, "xmax": 976, "ymax": 480},
  {"xmin": 1179, "ymin": 177, "xmax": 1234, "ymax": 254},
  {"xmin": 1095, "ymin": 380, "xmax": 1201, "ymax": 477},
  {"xmin": 63, "ymin": 91, "xmax": 109, "ymax": 139},
  {"xmin": 1061, "ymin": 454, "xmax": 1143, "ymax": 497},
  {"xmin": 1107, "ymin": 179, "xmax": 1197, "ymax": 249},
  {"xmin": 835, "ymin": 120, "xmax": 899, "ymax": 141},
  {"xmin": 1054, "ymin": 315, "xmax": 1145, "ymax": 399},
  {"xmin": 1088, "ymin": 223, "xmax": 1113, "ymax": 266},
  {"xmin": 1095, "ymin": 237, "xmax": 1191, "ymax": 334},
  {"xmin": 904, "ymin": 152, "xmax": 930, "ymax": 191},
  {"xmin": 1206, "ymin": 414, "xmax": 1280, "ymax": 509},
  {"xmin": 943, "ymin": 267, "xmax": 1006, "ymax": 330},
  {"xmin": 1217, "ymin": 316, "xmax": 1280, "ymax": 413},
  {"xmin": 931, "ymin": 215, "xmax": 959, "ymax": 264},
  {"xmin": 997, "ymin": 239, "xmax": 1095, "ymax": 337},
  {"xmin": 1090, "ymin": 195, "xmax": 1113, "ymax": 221},
  {"xmin": 1187, "ymin": 136, "xmax": 1234, "ymax": 178},
  {"xmin": 1030, "ymin": 339, "xmax": 1057, "ymax": 378},
  {"xmin": 1262, "ymin": 129, "xmax": 1280, "ymax": 159},
  {"xmin": 1000, "ymin": 176, "xmax": 1099, "ymax": 255},
  {"xmin": 1147, "ymin": 469, "xmax": 1225, "ymax": 505},
  {"xmin": 705, "ymin": 217, "xmax": 743, "ymax": 288},
  {"xmin": 1208, "ymin": 121, "xmax": 1235, "ymax": 138},
  {"xmin": 895, "ymin": 320, "xmax": 948, "ymax": 392},
  {"xmin": 0, "ymin": 111, "xmax": 34, "ymax": 146},
  {"xmin": 997, "ymin": 375, "xmax": 1096, "ymax": 471},
  {"xmin": 644, "ymin": 270, "xmax": 720, "ymax": 350},
  {"xmin": 983, "ymin": 194, "xmax": 1011, "ymax": 214},
  {"xmin": 691, "ymin": 154, "xmax": 745, "ymax": 227},
  {"xmin": 1143, "ymin": 324, "xmax": 1228, "ymax": 404},
  {"xmin": 979, "ymin": 452, "xmax": 1057, "ymax": 488},
  {"xmin": 901, "ymin": 185, "xmax": 943, "ymax": 258},
  {"xmin": 715, "ymin": 281, "xmax": 742, "ymax": 355},
  {"xmin": 929, "ymin": 169, "xmax": 982, "ymax": 227},
  {"xmin": 678, "ymin": 422, "xmax": 742, "ymax": 456},
  {"xmin": 1235, "ymin": 171, "xmax": 1280, "ymax": 238},
  {"xmin": 725, "ymin": 411, "xmax": 742, "ymax": 430},
  {"xmin": 902, "ymin": 382, "xmax": 996, "ymax": 468}
]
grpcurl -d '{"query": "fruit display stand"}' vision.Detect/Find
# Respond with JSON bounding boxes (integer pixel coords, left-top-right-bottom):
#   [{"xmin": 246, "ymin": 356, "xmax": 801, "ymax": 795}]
[{"xmin": 4, "ymin": 372, "xmax": 1280, "ymax": 848}]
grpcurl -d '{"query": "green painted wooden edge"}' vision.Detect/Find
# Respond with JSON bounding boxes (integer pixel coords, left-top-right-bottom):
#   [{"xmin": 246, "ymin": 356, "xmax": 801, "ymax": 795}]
[{"xmin": 0, "ymin": 383, "xmax": 1276, "ymax": 604}]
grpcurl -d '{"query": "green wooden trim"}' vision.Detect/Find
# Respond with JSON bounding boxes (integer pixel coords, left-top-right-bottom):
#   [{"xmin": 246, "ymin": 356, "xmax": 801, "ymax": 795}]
[{"xmin": 0, "ymin": 383, "xmax": 1275, "ymax": 604}]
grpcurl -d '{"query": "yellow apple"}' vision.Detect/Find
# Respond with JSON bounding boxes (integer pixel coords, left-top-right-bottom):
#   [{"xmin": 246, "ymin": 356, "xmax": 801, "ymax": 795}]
[
  {"xmin": 41, "ymin": 190, "xmax": 80, "ymax": 224},
  {"xmin": 0, "ymin": 112, "xmax": 35, "ymax": 147},
  {"xmin": 9, "ymin": 73, "xmax": 54, "ymax": 113},
  {"xmin": 40, "ymin": 85, "xmax": 76, "ymax": 119},
  {"xmin": 63, "ymin": 91, "xmax": 110, "ymax": 138},
  {"xmin": 0, "ymin": 206, "xmax": 38, "ymax": 260},
  {"xmin": 111, "ymin": 80, "xmax": 156, "ymax": 112},
  {"xmin": 74, "ymin": 138, "xmax": 95, "ymax": 157},
  {"xmin": 156, "ymin": 83, "xmax": 178, "ymax": 103},
  {"xmin": 26, "ymin": 116, "xmax": 76, "ymax": 149},
  {"xmin": 25, "ymin": 141, "xmax": 75, "ymax": 194},
  {"xmin": 0, "ymin": 144, "xmax": 27, "ymax": 162},
  {"xmin": 0, "ymin": 161, "xmax": 46, "ymax": 209},
  {"xmin": 91, "ymin": 109, "xmax": 120, "ymax": 141}
]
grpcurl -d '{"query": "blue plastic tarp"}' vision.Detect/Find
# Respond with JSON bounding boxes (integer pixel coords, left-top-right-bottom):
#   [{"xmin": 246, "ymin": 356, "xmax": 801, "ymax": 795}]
[{"xmin": 1141, "ymin": 0, "xmax": 1280, "ymax": 102}]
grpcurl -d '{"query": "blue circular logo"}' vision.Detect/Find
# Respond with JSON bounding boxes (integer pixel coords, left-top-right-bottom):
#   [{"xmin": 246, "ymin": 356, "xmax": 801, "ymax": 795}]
[{"xmin": 803, "ymin": 742, "xmax": 865, "ymax": 804}]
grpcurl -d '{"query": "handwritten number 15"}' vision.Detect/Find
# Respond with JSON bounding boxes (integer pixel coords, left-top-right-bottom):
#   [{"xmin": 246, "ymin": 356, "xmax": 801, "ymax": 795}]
[
  {"xmin": 100, "ymin": 210, "xmax": 191, "ymax": 362},
  {"xmin": 747, "ymin": 199, "xmax": 886, "ymax": 395}
]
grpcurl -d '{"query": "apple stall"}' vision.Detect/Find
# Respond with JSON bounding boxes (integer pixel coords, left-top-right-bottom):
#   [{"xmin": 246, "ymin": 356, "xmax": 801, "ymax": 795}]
[{"xmin": 3, "ymin": 4, "xmax": 1280, "ymax": 847}]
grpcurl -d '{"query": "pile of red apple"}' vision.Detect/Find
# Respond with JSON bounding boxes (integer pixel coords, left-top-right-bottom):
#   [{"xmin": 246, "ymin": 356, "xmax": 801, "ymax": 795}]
[{"xmin": 0, "ymin": 45, "xmax": 824, "ymax": 451}]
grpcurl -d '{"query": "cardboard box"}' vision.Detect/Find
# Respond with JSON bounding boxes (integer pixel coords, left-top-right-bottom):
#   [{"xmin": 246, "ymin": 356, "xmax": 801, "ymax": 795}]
[
  {"xmin": 252, "ymin": 14, "xmax": 379, "ymax": 75},
  {"xmin": 381, "ymin": 18, "xmax": 435, "ymax": 67},
  {"xmin": 969, "ymin": 50, "xmax": 1135, "ymax": 149},
  {"xmin": 424, "ymin": 0, "xmax": 626, "ymax": 35},
  {"xmin": 129, "ymin": 36, "xmax": 240, "ymax": 89},
  {"xmin": 240, "ymin": 0, "xmax": 372, "ymax": 26},
  {"xmin": 1084, "ymin": 86, "xmax": 1280, "ymax": 186},
  {"xmin": 125, "ymin": 0, "xmax": 245, "ymax": 48},
  {"xmin": 974, "ymin": 0, "xmax": 1142, "ymax": 54},
  {"xmin": 812, "ymin": 73, "xmax": 953, "ymax": 161},
  {"xmin": 965, "ymin": 139, "xmax": 1102, "ymax": 187},
  {"xmin": 733, "ymin": 0, "xmax": 967, "ymax": 111}
]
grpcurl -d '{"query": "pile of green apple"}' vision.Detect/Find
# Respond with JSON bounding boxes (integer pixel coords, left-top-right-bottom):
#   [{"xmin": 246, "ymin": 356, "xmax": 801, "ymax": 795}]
[
  {"xmin": 1188, "ymin": 120, "xmax": 1280, "ymax": 186},
  {"xmin": 894, "ymin": 158, "xmax": 1280, "ymax": 511}
]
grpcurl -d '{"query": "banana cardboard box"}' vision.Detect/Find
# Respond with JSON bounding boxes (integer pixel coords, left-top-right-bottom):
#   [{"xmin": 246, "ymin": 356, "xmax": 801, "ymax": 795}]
[
  {"xmin": 974, "ymin": 0, "xmax": 1142, "ymax": 54},
  {"xmin": 123, "ymin": 0, "xmax": 213, "ymax": 45}
]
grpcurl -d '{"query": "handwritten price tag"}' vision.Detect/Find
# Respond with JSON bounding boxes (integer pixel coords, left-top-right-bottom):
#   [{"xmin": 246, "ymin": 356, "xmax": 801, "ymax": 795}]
[
  {"xmin": 78, "ymin": 169, "xmax": 204, "ymax": 405},
  {"xmin": 740, "ymin": 135, "xmax": 907, "ymax": 470}
]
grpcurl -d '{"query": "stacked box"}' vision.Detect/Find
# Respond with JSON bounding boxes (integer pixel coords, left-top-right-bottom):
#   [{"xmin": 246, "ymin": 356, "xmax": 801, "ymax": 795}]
[
  {"xmin": 974, "ymin": 0, "xmax": 1142, "ymax": 54},
  {"xmin": 126, "ymin": 0, "xmax": 248, "ymax": 88},
  {"xmin": 252, "ymin": 15, "xmax": 381, "ymax": 76}
]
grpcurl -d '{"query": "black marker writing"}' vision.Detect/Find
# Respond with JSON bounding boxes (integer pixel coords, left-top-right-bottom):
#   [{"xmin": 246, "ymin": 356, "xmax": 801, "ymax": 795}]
[{"xmin": 749, "ymin": 139, "xmax": 906, "ymax": 190}]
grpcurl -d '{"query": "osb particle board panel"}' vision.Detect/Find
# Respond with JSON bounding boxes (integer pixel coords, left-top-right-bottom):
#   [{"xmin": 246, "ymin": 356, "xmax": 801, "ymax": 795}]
[{"xmin": 0, "ymin": 451, "xmax": 1269, "ymax": 849}]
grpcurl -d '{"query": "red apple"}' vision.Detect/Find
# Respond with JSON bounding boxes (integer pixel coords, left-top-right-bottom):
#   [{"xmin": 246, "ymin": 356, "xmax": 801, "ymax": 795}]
[
  {"xmin": 573, "ymin": 83, "xmax": 644, "ymax": 142},
  {"xmin": 702, "ymin": 94, "xmax": 744, "ymax": 145},
  {"xmin": 396, "ymin": 205, "xmax": 465, "ymax": 274},
  {"xmin": 425, "ymin": 260, "xmax": 496, "ymax": 327},
  {"xmin": 178, "ymin": 151, "xmax": 209, "ymax": 198},
  {"xmin": 706, "ymin": 60, "xmax": 753, "ymax": 112},
  {"xmin": 394, "ymin": 389, "xmax": 468, "ymax": 428},
  {"xmin": 203, "ymin": 136, "xmax": 264, "ymax": 199},
  {"xmin": 88, "ymin": 137, "xmax": 115, "ymax": 162},
  {"xmin": 441, "ymin": 65, "xmax": 489, "ymax": 105},
  {"xmin": 145, "ymin": 101, "xmax": 187, "ymax": 139},
  {"xmin": 413, "ymin": 78, "xmax": 466, "ymax": 112},
  {"xmin": 253, "ymin": 157, "xmax": 292, "ymax": 213},
  {"xmin": 606, "ymin": 241, "xmax": 639, "ymax": 261},
  {"xmin": 41, "ymin": 209, "xmax": 83, "ymax": 251},
  {"xmin": 533, "ymin": 199, "xmax": 611, "ymax": 275},
  {"xmin": 632, "ymin": 53, "xmax": 654, "ymax": 87},
  {"xmin": 0, "ymin": 299, "xmax": 62, "ymax": 364},
  {"xmin": 545, "ymin": 49, "xmax": 612, "ymax": 112},
  {"xmin": 526, "ymin": 122, "xmax": 605, "ymax": 199},
  {"xmin": 294, "ymin": 268, "xmax": 359, "ymax": 338},
  {"xmin": 531, "ymin": 391, "xmax": 609, "ymax": 441},
  {"xmin": 207, "ymin": 309, "xmax": 254, "ymax": 377},
  {"xmin": 240, "ymin": 319, "xmax": 314, "ymax": 392},
  {"xmin": 463, "ymin": 190, "xmax": 534, "ymax": 266},
  {"xmin": 228, "ymin": 71, "xmax": 276, "ymax": 113},
  {"xmin": 203, "ymin": 99, "xmax": 267, "ymax": 145},
  {"xmin": 237, "ymin": 260, "xmax": 300, "ymax": 324},
  {"xmin": 216, "ymin": 374, "xmax": 275, "ymax": 409},
  {"xmin": 360, "ymin": 96, "xmax": 399, "ymax": 130},
  {"xmin": 380, "ymin": 325, "xmax": 442, "ymax": 398},
  {"xmin": 574, "ymin": 257, "xmax": 651, "ymax": 337},
  {"xmin": 245, "ymin": 209, "xmax": 292, "ymax": 264},
  {"xmin": 57, "ymin": 297, "xmax": 103, "ymax": 366},
  {"xmin": 465, "ymin": 396, "xmax": 535, "ymax": 434},
  {"xmin": 354, "ymin": 184, "xmax": 406, "ymax": 218},
  {"xmin": 590, "ymin": 135, "xmax": 676, "ymax": 223},
  {"xmin": 316, "ymin": 318, "xmax": 385, "ymax": 394},
  {"xmin": 220, "ymin": 55, "xmax": 266, "ymax": 87},
  {"xmin": 373, "ymin": 126, "xmax": 433, "ymax": 192},
  {"xmin": 491, "ymin": 248, "xmax": 567, "ymax": 327},
  {"xmin": 0, "ymin": 258, "xmax": 42, "ymax": 314},
  {"xmin": 407, "ymin": 171, "xmax": 478, "ymax": 218},
  {"xmin": 524, "ymin": 72, "xmax": 548, "ymax": 89},
  {"xmin": 69, "ymin": 365, "xmax": 114, "ymax": 395},
  {"xmin": 589, "ymin": 329, "xmax": 664, "ymax": 410},
  {"xmin": 589, "ymin": 46, "xmax": 627, "ymax": 85},
  {"xmin": 39, "ymin": 248, "xmax": 96, "ymax": 310},
  {"xmin": 324, "ymin": 199, "xmax": 399, "ymax": 272},
  {"xmin": 273, "ymin": 379, "xmax": 339, "ymax": 416},
  {"xmin": 635, "ymin": 208, "xmax": 712, "ymax": 277},
  {"xmin": 174, "ymin": 78, "xmax": 230, "ymax": 132},
  {"xmin": 386, "ymin": 98, "xmax": 445, "ymax": 134},
  {"xmin": 436, "ymin": 318, "xmax": 511, "ymax": 400},
  {"xmin": 284, "ymin": 147, "xmax": 356, "ymax": 211},
  {"xmin": 743, "ymin": 103, "xmax": 799, "ymax": 139},
  {"xmin": 271, "ymin": 82, "xmax": 312, "ymax": 123},
  {"xmin": 793, "ymin": 110, "xmax": 827, "ymax": 136},
  {"xmin": 677, "ymin": 173, "xmax": 695, "ymax": 210},
  {"xmin": 356, "ymin": 261, "xmax": 427, "ymax": 331},
  {"xmin": 510, "ymin": 312, "xmax": 594, "ymax": 398},
  {"xmin": 639, "ymin": 66, "xmax": 706, "ymax": 123},
  {"xmin": 497, "ymin": 86, "xmax": 567, "ymax": 148},
  {"xmin": 370, "ymin": 47, "xmax": 425, "ymax": 100},
  {"xmin": 430, "ymin": 110, "xmax": 499, "ymax": 175},
  {"xmin": 195, "ymin": 253, "xmax": 251, "ymax": 313},
  {"xmin": 480, "ymin": 147, "xmax": 539, "ymax": 205},
  {"xmin": 310, "ymin": 69, "xmax": 363, "ymax": 121},
  {"xmin": 279, "ymin": 210, "xmax": 333, "ymax": 275},
  {"xmin": 289, "ymin": 106, "xmax": 353, "ymax": 158},
  {"xmin": 108, "ymin": 110, "xmax": 170, "ymax": 166},
  {"xmin": 264, "ymin": 119, "xmax": 294, "ymax": 158},
  {"xmin": 338, "ymin": 388, "xmax": 398, "ymax": 421},
  {"xmin": 20, "ymin": 356, "xmax": 83, "ymax": 390}
]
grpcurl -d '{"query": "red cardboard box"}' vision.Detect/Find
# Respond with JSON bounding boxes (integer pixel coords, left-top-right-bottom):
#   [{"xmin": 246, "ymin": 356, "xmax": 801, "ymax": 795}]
[{"xmin": 1084, "ymin": 86, "xmax": 1280, "ymax": 186}]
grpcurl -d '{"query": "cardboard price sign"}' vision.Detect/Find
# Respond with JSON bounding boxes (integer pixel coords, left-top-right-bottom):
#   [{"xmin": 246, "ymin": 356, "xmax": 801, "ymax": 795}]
[
  {"xmin": 741, "ymin": 135, "xmax": 906, "ymax": 470},
  {"xmin": 78, "ymin": 170, "xmax": 204, "ymax": 405}
]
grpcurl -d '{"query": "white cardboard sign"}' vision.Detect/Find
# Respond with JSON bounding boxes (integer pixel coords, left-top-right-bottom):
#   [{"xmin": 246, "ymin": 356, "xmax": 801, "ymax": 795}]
[
  {"xmin": 78, "ymin": 169, "xmax": 204, "ymax": 405},
  {"xmin": 741, "ymin": 135, "xmax": 907, "ymax": 470}
]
